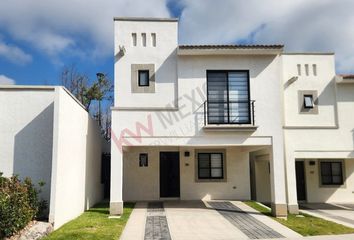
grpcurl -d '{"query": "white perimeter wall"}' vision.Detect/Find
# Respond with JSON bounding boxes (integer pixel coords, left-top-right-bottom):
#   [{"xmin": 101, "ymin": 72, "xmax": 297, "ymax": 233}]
[
  {"xmin": 123, "ymin": 146, "xmax": 250, "ymax": 201},
  {"xmin": 0, "ymin": 87, "xmax": 55, "ymax": 206},
  {"xmin": 49, "ymin": 87, "xmax": 103, "ymax": 229}
]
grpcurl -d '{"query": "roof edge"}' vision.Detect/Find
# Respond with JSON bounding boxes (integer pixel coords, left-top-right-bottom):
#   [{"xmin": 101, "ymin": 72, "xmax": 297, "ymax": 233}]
[
  {"xmin": 0, "ymin": 85, "xmax": 56, "ymax": 90},
  {"xmin": 114, "ymin": 17, "xmax": 178, "ymax": 22},
  {"xmin": 179, "ymin": 44, "xmax": 284, "ymax": 50},
  {"xmin": 282, "ymin": 52, "xmax": 334, "ymax": 55}
]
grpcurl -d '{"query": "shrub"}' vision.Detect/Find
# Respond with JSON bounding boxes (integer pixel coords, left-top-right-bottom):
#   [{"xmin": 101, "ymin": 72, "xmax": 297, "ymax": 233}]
[{"xmin": 0, "ymin": 173, "xmax": 47, "ymax": 238}]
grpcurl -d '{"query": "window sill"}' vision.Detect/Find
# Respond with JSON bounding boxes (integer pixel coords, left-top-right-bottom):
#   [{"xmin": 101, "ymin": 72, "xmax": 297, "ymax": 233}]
[
  {"xmin": 203, "ymin": 124, "xmax": 258, "ymax": 132},
  {"xmin": 195, "ymin": 178, "xmax": 227, "ymax": 183}
]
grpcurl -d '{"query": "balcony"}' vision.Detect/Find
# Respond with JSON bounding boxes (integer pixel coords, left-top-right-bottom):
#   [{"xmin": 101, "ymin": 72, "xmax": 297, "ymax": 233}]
[{"xmin": 202, "ymin": 100, "xmax": 257, "ymax": 131}]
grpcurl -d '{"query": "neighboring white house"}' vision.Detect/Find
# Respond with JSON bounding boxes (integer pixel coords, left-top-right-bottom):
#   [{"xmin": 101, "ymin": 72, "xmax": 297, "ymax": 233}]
[
  {"xmin": 110, "ymin": 17, "xmax": 354, "ymax": 217},
  {"xmin": 0, "ymin": 85, "xmax": 104, "ymax": 229}
]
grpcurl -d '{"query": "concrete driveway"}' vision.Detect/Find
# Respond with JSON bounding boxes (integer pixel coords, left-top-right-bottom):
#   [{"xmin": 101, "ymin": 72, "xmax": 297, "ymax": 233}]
[
  {"xmin": 300, "ymin": 203, "xmax": 354, "ymax": 228},
  {"xmin": 120, "ymin": 200, "xmax": 300, "ymax": 240}
]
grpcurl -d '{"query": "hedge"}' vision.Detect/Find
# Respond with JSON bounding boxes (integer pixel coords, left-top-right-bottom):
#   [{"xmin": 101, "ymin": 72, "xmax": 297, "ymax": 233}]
[{"xmin": 0, "ymin": 173, "xmax": 47, "ymax": 238}]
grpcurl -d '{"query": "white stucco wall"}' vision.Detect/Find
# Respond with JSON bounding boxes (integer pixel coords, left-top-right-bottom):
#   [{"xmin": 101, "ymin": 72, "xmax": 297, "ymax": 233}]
[
  {"xmin": 114, "ymin": 20, "xmax": 178, "ymax": 108},
  {"xmin": 122, "ymin": 146, "xmax": 250, "ymax": 201},
  {"xmin": 0, "ymin": 86, "xmax": 55, "ymax": 206},
  {"xmin": 282, "ymin": 54, "xmax": 354, "ymax": 205},
  {"xmin": 49, "ymin": 87, "xmax": 103, "ymax": 229}
]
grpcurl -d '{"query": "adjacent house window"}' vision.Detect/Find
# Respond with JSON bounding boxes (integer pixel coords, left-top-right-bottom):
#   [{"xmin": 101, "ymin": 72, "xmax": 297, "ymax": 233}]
[
  {"xmin": 198, "ymin": 153, "xmax": 223, "ymax": 179},
  {"xmin": 139, "ymin": 153, "xmax": 148, "ymax": 167},
  {"xmin": 320, "ymin": 161, "xmax": 343, "ymax": 185},
  {"xmin": 138, "ymin": 70, "xmax": 149, "ymax": 86},
  {"xmin": 303, "ymin": 95, "xmax": 314, "ymax": 108}
]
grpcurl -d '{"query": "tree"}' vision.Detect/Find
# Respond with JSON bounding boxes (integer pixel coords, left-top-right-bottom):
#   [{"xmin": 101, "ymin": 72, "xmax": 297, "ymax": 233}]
[{"xmin": 60, "ymin": 65, "xmax": 113, "ymax": 140}]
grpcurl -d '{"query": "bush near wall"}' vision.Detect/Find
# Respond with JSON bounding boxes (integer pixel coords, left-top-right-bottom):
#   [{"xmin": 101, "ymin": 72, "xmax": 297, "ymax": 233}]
[{"xmin": 0, "ymin": 173, "xmax": 47, "ymax": 238}]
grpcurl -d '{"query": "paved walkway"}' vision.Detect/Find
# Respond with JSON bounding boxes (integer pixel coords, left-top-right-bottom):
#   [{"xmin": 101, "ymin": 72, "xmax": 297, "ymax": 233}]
[
  {"xmin": 120, "ymin": 200, "xmax": 301, "ymax": 240},
  {"xmin": 300, "ymin": 203, "xmax": 354, "ymax": 229}
]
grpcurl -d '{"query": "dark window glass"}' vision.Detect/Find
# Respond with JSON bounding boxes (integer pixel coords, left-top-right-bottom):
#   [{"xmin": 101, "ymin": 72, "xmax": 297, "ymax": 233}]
[
  {"xmin": 138, "ymin": 70, "xmax": 149, "ymax": 86},
  {"xmin": 139, "ymin": 153, "xmax": 148, "ymax": 167},
  {"xmin": 304, "ymin": 95, "xmax": 314, "ymax": 108},
  {"xmin": 207, "ymin": 71, "xmax": 250, "ymax": 124},
  {"xmin": 320, "ymin": 161, "xmax": 343, "ymax": 185},
  {"xmin": 198, "ymin": 153, "xmax": 223, "ymax": 179}
]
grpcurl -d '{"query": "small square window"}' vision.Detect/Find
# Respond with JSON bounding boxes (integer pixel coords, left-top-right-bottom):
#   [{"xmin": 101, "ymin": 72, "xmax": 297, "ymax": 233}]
[
  {"xmin": 304, "ymin": 95, "xmax": 314, "ymax": 108},
  {"xmin": 138, "ymin": 70, "xmax": 149, "ymax": 87},
  {"xmin": 139, "ymin": 153, "xmax": 148, "ymax": 167}
]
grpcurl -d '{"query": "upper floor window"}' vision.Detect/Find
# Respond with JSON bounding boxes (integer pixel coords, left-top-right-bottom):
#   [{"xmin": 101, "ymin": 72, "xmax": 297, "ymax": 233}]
[
  {"xmin": 320, "ymin": 161, "xmax": 343, "ymax": 185},
  {"xmin": 206, "ymin": 70, "xmax": 250, "ymax": 124},
  {"xmin": 303, "ymin": 95, "xmax": 314, "ymax": 108},
  {"xmin": 138, "ymin": 70, "xmax": 149, "ymax": 87}
]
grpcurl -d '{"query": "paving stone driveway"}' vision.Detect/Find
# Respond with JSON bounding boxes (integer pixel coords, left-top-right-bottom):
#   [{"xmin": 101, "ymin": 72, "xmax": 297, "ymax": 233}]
[
  {"xmin": 208, "ymin": 201, "xmax": 284, "ymax": 239},
  {"xmin": 120, "ymin": 201, "xmax": 300, "ymax": 240}
]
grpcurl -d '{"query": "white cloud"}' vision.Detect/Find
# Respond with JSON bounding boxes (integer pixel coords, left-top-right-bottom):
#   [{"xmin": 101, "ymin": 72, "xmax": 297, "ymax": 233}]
[
  {"xmin": 0, "ymin": 74, "xmax": 16, "ymax": 85},
  {"xmin": 0, "ymin": 40, "xmax": 32, "ymax": 65},
  {"xmin": 178, "ymin": 0, "xmax": 354, "ymax": 73},
  {"xmin": 0, "ymin": 0, "xmax": 170, "ymax": 60}
]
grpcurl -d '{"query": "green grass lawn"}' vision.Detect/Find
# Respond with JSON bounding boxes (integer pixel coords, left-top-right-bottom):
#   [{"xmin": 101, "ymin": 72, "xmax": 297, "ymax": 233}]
[
  {"xmin": 244, "ymin": 201, "xmax": 354, "ymax": 236},
  {"xmin": 44, "ymin": 202, "xmax": 135, "ymax": 240}
]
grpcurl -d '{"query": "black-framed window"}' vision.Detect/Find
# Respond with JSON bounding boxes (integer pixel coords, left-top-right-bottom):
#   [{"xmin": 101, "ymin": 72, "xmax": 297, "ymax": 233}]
[
  {"xmin": 139, "ymin": 153, "xmax": 148, "ymax": 167},
  {"xmin": 198, "ymin": 153, "xmax": 223, "ymax": 179},
  {"xmin": 304, "ymin": 95, "xmax": 314, "ymax": 109},
  {"xmin": 207, "ymin": 70, "xmax": 250, "ymax": 124},
  {"xmin": 320, "ymin": 161, "xmax": 343, "ymax": 185},
  {"xmin": 138, "ymin": 70, "xmax": 149, "ymax": 86}
]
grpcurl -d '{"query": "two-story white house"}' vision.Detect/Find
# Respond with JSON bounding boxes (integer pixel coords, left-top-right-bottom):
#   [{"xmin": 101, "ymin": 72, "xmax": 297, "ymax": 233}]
[{"xmin": 110, "ymin": 17, "xmax": 354, "ymax": 217}]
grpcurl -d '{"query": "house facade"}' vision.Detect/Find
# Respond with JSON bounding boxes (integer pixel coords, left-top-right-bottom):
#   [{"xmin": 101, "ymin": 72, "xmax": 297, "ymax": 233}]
[{"xmin": 110, "ymin": 17, "xmax": 354, "ymax": 217}]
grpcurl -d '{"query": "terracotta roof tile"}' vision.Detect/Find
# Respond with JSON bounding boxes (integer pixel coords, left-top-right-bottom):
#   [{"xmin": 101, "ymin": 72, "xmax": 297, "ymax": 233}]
[{"xmin": 339, "ymin": 74, "xmax": 354, "ymax": 79}]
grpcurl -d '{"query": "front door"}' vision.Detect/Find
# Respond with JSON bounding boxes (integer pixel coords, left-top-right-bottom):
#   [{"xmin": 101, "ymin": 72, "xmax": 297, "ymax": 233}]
[
  {"xmin": 295, "ymin": 161, "xmax": 307, "ymax": 201},
  {"xmin": 160, "ymin": 152, "xmax": 180, "ymax": 198}
]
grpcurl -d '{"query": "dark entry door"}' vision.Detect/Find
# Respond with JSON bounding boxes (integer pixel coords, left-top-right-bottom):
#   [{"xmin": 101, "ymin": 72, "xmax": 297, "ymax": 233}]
[
  {"xmin": 295, "ymin": 161, "xmax": 306, "ymax": 201},
  {"xmin": 160, "ymin": 152, "xmax": 180, "ymax": 198}
]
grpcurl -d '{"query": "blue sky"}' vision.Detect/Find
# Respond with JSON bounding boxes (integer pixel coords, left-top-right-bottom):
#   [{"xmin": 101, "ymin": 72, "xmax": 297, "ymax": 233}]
[{"xmin": 1, "ymin": 0, "xmax": 354, "ymax": 86}]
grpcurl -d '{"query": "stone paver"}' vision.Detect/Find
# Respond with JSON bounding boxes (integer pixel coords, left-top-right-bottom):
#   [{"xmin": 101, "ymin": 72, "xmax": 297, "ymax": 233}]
[
  {"xmin": 231, "ymin": 201, "xmax": 302, "ymax": 239},
  {"xmin": 208, "ymin": 201, "xmax": 284, "ymax": 239},
  {"xmin": 144, "ymin": 202, "xmax": 171, "ymax": 240}
]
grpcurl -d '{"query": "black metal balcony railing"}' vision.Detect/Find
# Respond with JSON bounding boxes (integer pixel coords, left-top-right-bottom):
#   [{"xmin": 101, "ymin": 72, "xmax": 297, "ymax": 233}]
[{"xmin": 203, "ymin": 100, "xmax": 255, "ymax": 126}]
